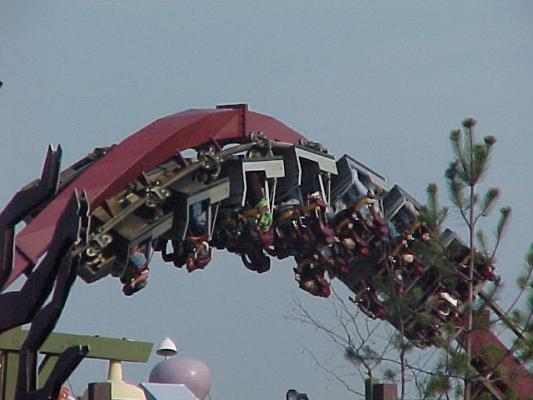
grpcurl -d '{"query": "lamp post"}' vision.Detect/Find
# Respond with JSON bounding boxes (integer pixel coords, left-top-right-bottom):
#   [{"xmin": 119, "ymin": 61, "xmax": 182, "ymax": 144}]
[{"xmin": 286, "ymin": 389, "xmax": 309, "ymax": 400}]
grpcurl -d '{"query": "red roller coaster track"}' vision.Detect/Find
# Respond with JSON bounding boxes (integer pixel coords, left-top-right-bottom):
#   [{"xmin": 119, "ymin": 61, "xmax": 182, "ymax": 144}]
[
  {"xmin": 0, "ymin": 104, "xmax": 531, "ymax": 400},
  {"xmin": 7, "ymin": 104, "xmax": 304, "ymax": 289}
]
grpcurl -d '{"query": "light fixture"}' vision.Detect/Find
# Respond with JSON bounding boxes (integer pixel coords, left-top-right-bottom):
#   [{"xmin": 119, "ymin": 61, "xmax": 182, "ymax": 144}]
[
  {"xmin": 286, "ymin": 389, "xmax": 309, "ymax": 400},
  {"xmin": 156, "ymin": 336, "xmax": 178, "ymax": 359}
]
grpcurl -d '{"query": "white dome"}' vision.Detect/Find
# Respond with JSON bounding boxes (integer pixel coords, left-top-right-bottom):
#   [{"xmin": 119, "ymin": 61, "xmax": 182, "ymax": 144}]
[{"xmin": 149, "ymin": 357, "xmax": 211, "ymax": 400}]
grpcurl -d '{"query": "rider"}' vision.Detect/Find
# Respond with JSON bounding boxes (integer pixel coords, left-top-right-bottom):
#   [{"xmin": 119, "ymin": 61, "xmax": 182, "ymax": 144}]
[{"xmin": 122, "ymin": 246, "xmax": 150, "ymax": 296}]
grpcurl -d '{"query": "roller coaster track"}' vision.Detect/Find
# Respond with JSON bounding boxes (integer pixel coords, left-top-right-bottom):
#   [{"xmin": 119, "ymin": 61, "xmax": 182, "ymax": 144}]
[{"xmin": 0, "ymin": 104, "xmax": 531, "ymax": 399}]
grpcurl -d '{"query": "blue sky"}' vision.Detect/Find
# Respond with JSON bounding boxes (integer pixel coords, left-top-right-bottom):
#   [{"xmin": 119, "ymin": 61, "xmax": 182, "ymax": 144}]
[{"xmin": 1, "ymin": 2, "xmax": 532, "ymax": 399}]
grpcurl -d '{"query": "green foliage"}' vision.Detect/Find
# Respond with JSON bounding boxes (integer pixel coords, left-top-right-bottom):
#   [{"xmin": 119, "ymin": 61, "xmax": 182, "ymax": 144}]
[
  {"xmin": 515, "ymin": 335, "xmax": 533, "ymax": 363},
  {"xmin": 420, "ymin": 118, "xmax": 526, "ymax": 400},
  {"xmin": 344, "ymin": 344, "xmax": 379, "ymax": 367},
  {"xmin": 512, "ymin": 243, "xmax": 533, "ymax": 365},
  {"xmin": 425, "ymin": 373, "xmax": 451, "ymax": 397},
  {"xmin": 527, "ymin": 243, "xmax": 533, "ymax": 267},
  {"xmin": 516, "ymin": 276, "xmax": 528, "ymax": 291},
  {"xmin": 300, "ymin": 117, "xmax": 530, "ymax": 399},
  {"xmin": 446, "ymin": 118, "xmax": 497, "ymax": 203},
  {"xmin": 481, "ymin": 342, "xmax": 506, "ymax": 369},
  {"xmin": 419, "ymin": 183, "xmax": 449, "ymax": 231},
  {"xmin": 479, "ymin": 392, "xmax": 495, "ymax": 400},
  {"xmin": 383, "ymin": 368, "xmax": 397, "ymax": 381},
  {"xmin": 480, "ymin": 187, "xmax": 499, "ymax": 217},
  {"xmin": 503, "ymin": 392, "xmax": 519, "ymax": 400},
  {"xmin": 448, "ymin": 351, "xmax": 469, "ymax": 376},
  {"xmin": 496, "ymin": 206, "xmax": 512, "ymax": 242}
]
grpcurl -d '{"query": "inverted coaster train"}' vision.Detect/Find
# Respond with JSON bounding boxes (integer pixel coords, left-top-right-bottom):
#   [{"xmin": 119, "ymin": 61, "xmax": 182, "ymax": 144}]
[{"xmin": 0, "ymin": 104, "xmax": 530, "ymax": 399}]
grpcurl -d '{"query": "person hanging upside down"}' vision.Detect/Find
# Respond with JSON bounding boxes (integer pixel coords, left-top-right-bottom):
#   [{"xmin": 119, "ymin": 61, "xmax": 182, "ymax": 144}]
[
  {"xmin": 294, "ymin": 258, "xmax": 331, "ymax": 298},
  {"xmin": 122, "ymin": 247, "xmax": 150, "ymax": 296}
]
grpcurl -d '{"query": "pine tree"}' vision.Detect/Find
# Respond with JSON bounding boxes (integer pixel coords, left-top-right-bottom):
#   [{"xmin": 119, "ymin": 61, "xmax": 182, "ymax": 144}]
[
  {"xmin": 446, "ymin": 118, "xmax": 506, "ymax": 399},
  {"xmin": 289, "ymin": 118, "xmax": 531, "ymax": 399}
]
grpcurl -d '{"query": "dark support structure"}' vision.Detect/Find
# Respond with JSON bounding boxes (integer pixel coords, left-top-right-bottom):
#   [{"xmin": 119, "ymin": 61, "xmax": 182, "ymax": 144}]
[
  {"xmin": 0, "ymin": 149, "xmax": 90, "ymax": 400},
  {"xmin": 14, "ymin": 193, "xmax": 87, "ymax": 400},
  {"xmin": 88, "ymin": 383, "xmax": 112, "ymax": 400},
  {"xmin": 371, "ymin": 384, "xmax": 398, "ymax": 400},
  {"xmin": 365, "ymin": 379, "xmax": 398, "ymax": 400},
  {"xmin": 0, "ymin": 146, "xmax": 61, "ymax": 290}
]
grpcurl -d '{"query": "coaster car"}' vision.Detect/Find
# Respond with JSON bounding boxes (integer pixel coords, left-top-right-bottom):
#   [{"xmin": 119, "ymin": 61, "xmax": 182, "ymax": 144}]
[
  {"xmin": 273, "ymin": 204, "xmax": 313, "ymax": 259},
  {"xmin": 441, "ymin": 229, "xmax": 497, "ymax": 297},
  {"xmin": 383, "ymin": 185, "xmax": 421, "ymax": 240},
  {"xmin": 152, "ymin": 175, "xmax": 230, "ymax": 272},
  {"xmin": 303, "ymin": 192, "xmax": 335, "ymax": 245},
  {"xmin": 294, "ymin": 257, "xmax": 331, "ymax": 298},
  {"xmin": 431, "ymin": 291, "xmax": 462, "ymax": 326},
  {"xmin": 331, "ymin": 154, "xmax": 388, "ymax": 210},
  {"xmin": 273, "ymin": 145, "xmax": 337, "ymax": 205},
  {"xmin": 354, "ymin": 287, "xmax": 385, "ymax": 319},
  {"xmin": 185, "ymin": 239, "xmax": 211, "ymax": 272}
]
